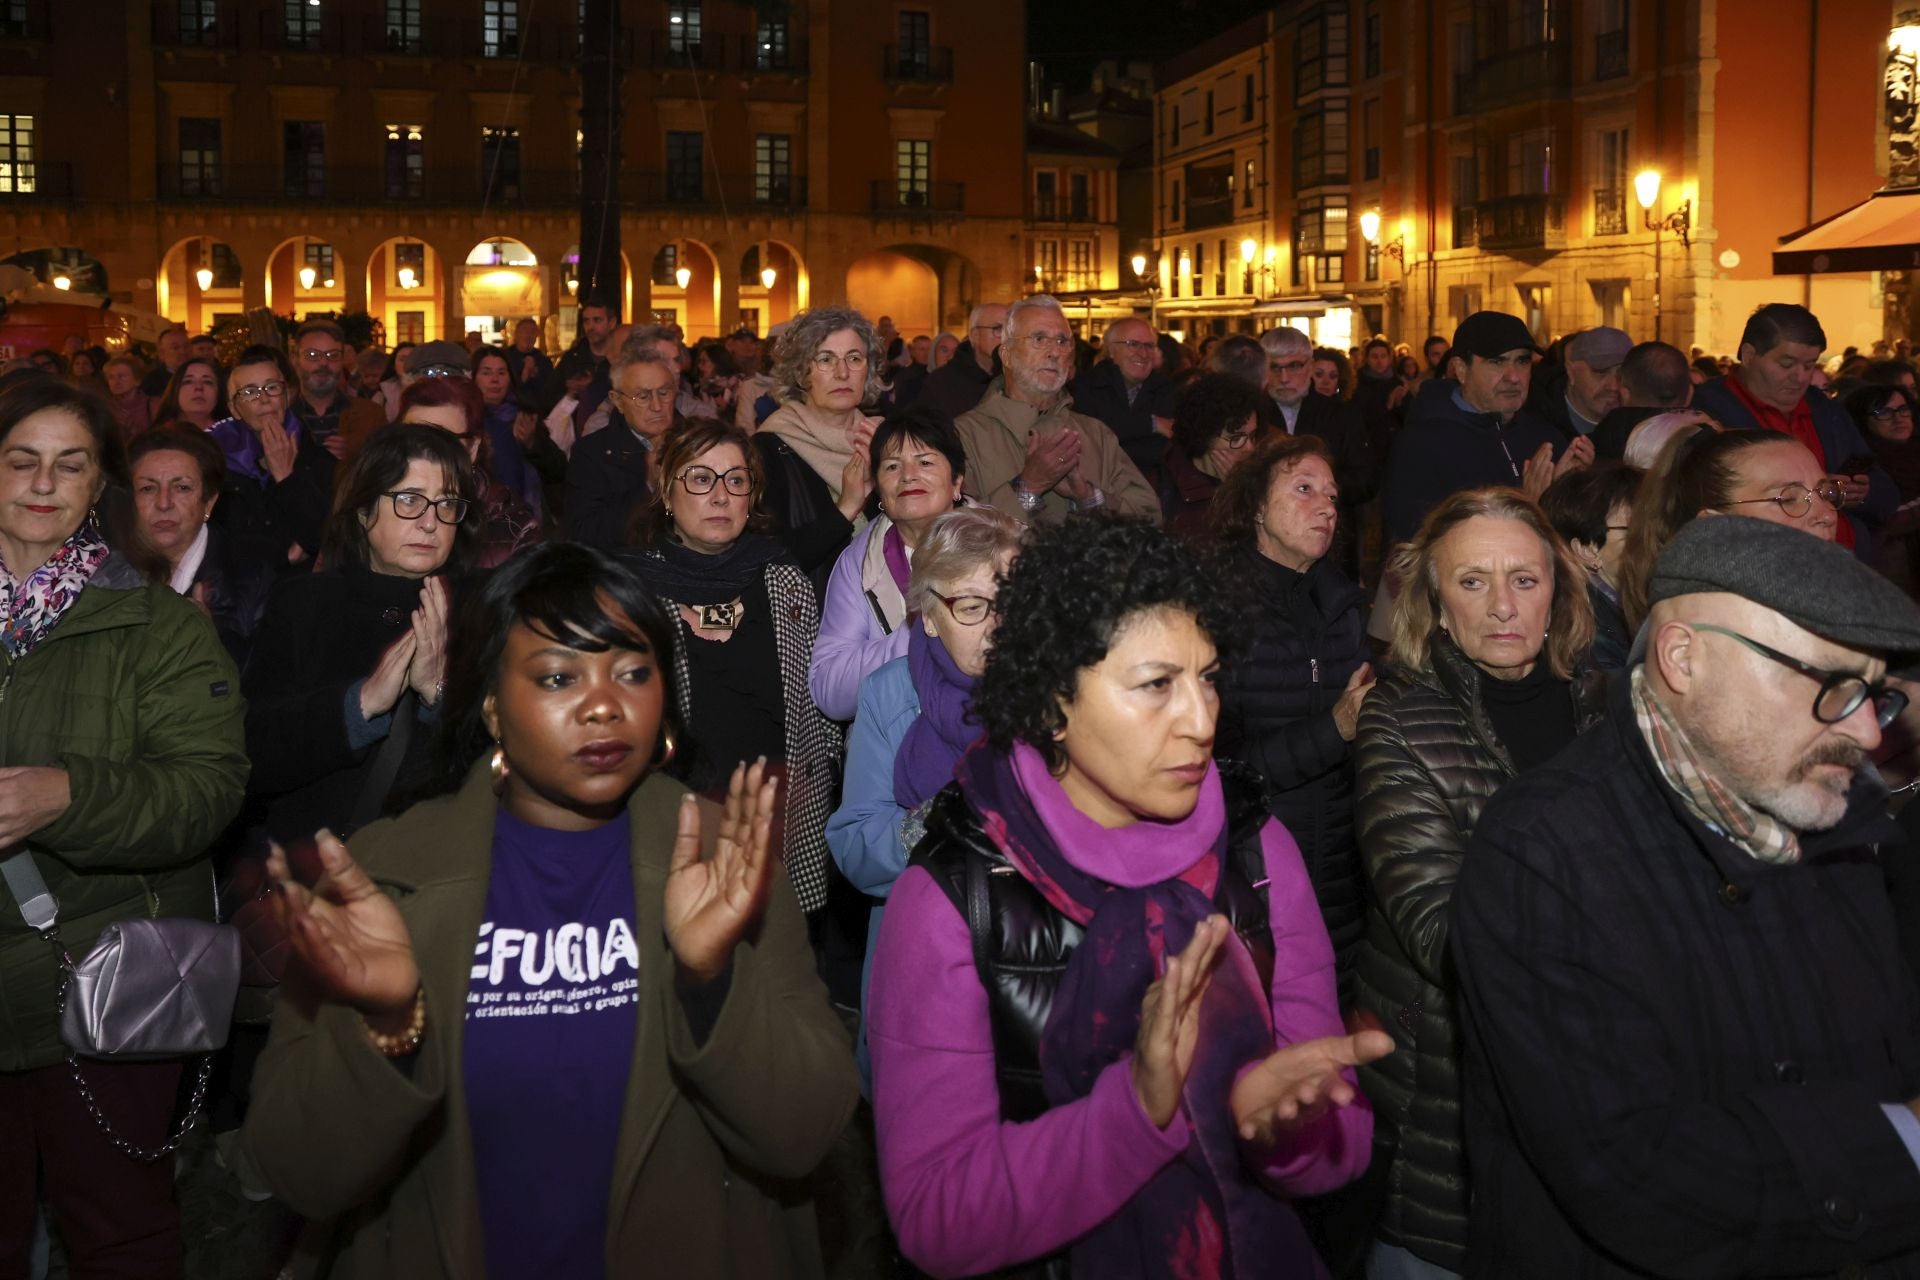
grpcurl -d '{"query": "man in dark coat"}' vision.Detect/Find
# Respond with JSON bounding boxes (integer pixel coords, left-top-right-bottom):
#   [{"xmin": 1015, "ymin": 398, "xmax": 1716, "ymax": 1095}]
[
  {"xmin": 1453, "ymin": 515, "xmax": 1920, "ymax": 1278},
  {"xmin": 1692, "ymin": 301, "xmax": 1897, "ymax": 558},
  {"xmin": 915, "ymin": 302, "xmax": 1005, "ymax": 423},
  {"xmin": 1591, "ymin": 339, "xmax": 1693, "ymax": 461},
  {"xmin": 1382, "ymin": 311, "xmax": 1591, "ymax": 545},
  {"xmin": 563, "ymin": 345, "xmax": 669, "ymax": 549},
  {"xmin": 1068, "ymin": 317, "xmax": 1175, "ymax": 482},
  {"xmin": 1533, "ymin": 325, "xmax": 1629, "ymax": 442}
]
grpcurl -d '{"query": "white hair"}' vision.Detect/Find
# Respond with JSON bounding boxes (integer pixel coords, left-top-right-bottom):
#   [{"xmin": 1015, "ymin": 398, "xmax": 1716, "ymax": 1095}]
[
  {"xmin": 967, "ymin": 302, "xmax": 1007, "ymax": 331},
  {"xmin": 1006, "ymin": 294, "xmax": 1066, "ymax": 339},
  {"xmin": 1259, "ymin": 326, "xmax": 1312, "ymax": 357}
]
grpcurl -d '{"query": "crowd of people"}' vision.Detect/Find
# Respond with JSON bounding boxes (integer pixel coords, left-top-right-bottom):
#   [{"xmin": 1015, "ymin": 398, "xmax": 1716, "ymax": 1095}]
[{"xmin": 3, "ymin": 286, "xmax": 1920, "ymax": 1280}]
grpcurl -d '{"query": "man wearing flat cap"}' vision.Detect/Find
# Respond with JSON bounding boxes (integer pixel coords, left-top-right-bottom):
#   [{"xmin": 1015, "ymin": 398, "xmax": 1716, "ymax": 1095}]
[
  {"xmin": 1452, "ymin": 515, "xmax": 1920, "ymax": 1276},
  {"xmin": 1534, "ymin": 325, "xmax": 1630, "ymax": 442},
  {"xmin": 1383, "ymin": 311, "xmax": 1593, "ymax": 546}
]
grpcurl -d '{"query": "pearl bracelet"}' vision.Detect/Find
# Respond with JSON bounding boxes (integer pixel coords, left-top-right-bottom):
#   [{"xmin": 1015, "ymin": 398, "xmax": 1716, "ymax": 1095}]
[{"xmin": 363, "ymin": 988, "xmax": 426, "ymax": 1058}]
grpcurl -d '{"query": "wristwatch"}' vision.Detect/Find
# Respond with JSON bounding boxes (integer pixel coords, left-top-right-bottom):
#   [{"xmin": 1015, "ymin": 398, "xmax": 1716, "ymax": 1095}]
[
  {"xmin": 1009, "ymin": 476, "xmax": 1044, "ymax": 515},
  {"xmin": 1077, "ymin": 485, "xmax": 1106, "ymax": 511}
]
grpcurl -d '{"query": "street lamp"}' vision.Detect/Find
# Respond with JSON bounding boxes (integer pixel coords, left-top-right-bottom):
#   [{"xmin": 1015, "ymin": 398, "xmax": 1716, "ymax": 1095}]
[
  {"xmin": 1635, "ymin": 169, "xmax": 1693, "ymax": 343},
  {"xmin": 51, "ymin": 274, "xmax": 70, "ymax": 290},
  {"xmin": 298, "ymin": 265, "xmax": 316, "ymax": 290},
  {"xmin": 397, "ymin": 266, "xmax": 417, "ymax": 290},
  {"xmin": 760, "ymin": 266, "xmax": 777, "ymax": 290},
  {"xmin": 195, "ymin": 267, "xmax": 214, "ymax": 291},
  {"xmin": 1360, "ymin": 210, "xmax": 1407, "ymax": 267},
  {"xmin": 674, "ymin": 266, "xmax": 692, "ymax": 290}
]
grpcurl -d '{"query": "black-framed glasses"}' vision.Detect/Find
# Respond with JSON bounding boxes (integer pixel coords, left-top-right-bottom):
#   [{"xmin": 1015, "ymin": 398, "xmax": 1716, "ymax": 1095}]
[
  {"xmin": 1872, "ymin": 403, "xmax": 1915, "ymax": 420},
  {"xmin": 1689, "ymin": 622, "xmax": 1908, "ymax": 727},
  {"xmin": 382, "ymin": 490, "xmax": 470, "ymax": 525},
  {"xmin": 1718, "ymin": 480, "xmax": 1845, "ymax": 519},
  {"xmin": 677, "ymin": 465, "xmax": 754, "ymax": 496},
  {"xmin": 931, "ymin": 590, "xmax": 994, "ymax": 625},
  {"xmin": 232, "ymin": 379, "xmax": 287, "ymax": 402},
  {"xmin": 1219, "ymin": 429, "xmax": 1253, "ymax": 449}
]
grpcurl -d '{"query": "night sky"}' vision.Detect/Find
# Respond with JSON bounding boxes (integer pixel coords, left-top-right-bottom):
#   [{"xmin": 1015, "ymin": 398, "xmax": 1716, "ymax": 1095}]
[{"xmin": 1027, "ymin": 0, "xmax": 1272, "ymax": 91}]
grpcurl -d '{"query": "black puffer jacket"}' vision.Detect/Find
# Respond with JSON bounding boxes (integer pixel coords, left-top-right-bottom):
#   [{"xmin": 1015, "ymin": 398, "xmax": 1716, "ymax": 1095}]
[
  {"xmin": 1216, "ymin": 549, "xmax": 1369, "ymax": 1001},
  {"xmin": 1351, "ymin": 637, "xmax": 1606, "ymax": 1269}
]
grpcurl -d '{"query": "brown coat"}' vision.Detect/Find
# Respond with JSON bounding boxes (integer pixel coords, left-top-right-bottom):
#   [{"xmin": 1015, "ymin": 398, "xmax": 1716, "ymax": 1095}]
[
  {"xmin": 954, "ymin": 382, "xmax": 1161, "ymax": 524},
  {"xmin": 242, "ymin": 764, "xmax": 859, "ymax": 1278}
]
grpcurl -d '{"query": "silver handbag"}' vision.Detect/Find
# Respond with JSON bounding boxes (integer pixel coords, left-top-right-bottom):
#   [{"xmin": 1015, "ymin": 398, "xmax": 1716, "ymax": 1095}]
[{"xmin": 2, "ymin": 850, "xmax": 241, "ymax": 1160}]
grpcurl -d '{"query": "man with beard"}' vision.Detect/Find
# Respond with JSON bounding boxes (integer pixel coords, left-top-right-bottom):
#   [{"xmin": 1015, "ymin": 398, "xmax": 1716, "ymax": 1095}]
[
  {"xmin": 1452, "ymin": 514, "xmax": 1920, "ymax": 1277},
  {"xmin": 286, "ymin": 319, "xmax": 387, "ymax": 460},
  {"xmin": 953, "ymin": 295, "xmax": 1157, "ymax": 523}
]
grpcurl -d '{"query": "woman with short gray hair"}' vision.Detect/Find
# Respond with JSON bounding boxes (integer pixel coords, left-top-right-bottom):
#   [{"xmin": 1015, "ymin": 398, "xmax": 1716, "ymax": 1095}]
[
  {"xmin": 826, "ymin": 507, "xmax": 1023, "ymax": 1082},
  {"xmin": 756, "ymin": 306, "xmax": 888, "ymax": 595}
]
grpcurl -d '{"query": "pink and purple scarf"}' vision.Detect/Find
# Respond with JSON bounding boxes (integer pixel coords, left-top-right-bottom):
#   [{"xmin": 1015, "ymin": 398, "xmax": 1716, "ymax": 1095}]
[{"xmin": 0, "ymin": 520, "xmax": 109, "ymax": 659}]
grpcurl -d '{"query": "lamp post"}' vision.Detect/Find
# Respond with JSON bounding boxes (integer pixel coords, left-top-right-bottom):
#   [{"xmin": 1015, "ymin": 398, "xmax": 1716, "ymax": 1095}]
[
  {"xmin": 1359, "ymin": 210, "xmax": 1407, "ymax": 268},
  {"xmin": 1131, "ymin": 252, "xmax": 1160, "ymax": 329},
  {"xmin": 1635, "ymin": 169, "xmax": 1692, "ymax": 343}
]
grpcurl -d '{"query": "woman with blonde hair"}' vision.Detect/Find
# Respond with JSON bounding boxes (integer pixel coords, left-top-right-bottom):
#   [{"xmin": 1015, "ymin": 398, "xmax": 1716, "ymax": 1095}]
[{"xmin": 1352, "ymin": 486, "xmax": 1604, "ymax": 1279}]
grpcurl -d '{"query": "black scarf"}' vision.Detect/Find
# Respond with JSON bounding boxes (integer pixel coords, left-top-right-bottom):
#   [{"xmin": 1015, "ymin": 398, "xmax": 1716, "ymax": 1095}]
[{"xmin": 626, "ymin": 531, "xmax": 788, "ymax": 605}]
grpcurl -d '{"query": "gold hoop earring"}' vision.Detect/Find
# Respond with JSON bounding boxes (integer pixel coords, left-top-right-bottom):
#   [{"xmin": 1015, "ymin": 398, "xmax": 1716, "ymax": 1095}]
[
  {"xmin": 653, "ymin": 723, "xmax": 678, "ymax": 767},
  {"xmin": 489, "ymin": 744, "xmax": 510, "ymax": 792}
]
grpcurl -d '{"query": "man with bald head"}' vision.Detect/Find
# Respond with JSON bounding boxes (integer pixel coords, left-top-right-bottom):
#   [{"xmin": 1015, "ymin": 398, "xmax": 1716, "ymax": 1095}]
[
  {"xmin": 1452, "ymin": 515, "xmax": 1920, "ymax": 1275},
  {"xmin": 1591, "ymin": 339, "xmax": 1695, "ymax": 461},
  {"xmin": 1067, "ymin": 316, "xmax": 1174, "ymax": 480},
  {"xmin": 917, "ymin": 301, "xmax": 1008, "ymax": 423}
]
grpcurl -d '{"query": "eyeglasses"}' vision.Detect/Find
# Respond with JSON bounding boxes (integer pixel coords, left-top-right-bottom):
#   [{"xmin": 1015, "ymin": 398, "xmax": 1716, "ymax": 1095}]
[
  {"xmin": 613, "ymin": 386, "xmax": 676, "ymax": 406},
  {"xmin": 1268, "ymin": 359, "xmax": 1310, "ymax": 376},
  {"xmin": 811, "ymin": 349, "xmax": 868, "ymax": 372},
  {"xmin": 1688, "ymin": 623, "xmax": 1908, "ymax": 728},
  {"xmin": 970, "ymin": 324, "xmax": 1004, "ymax": 337},
  {"xmin": 417, "ymin": 366, "xmax": 469, "ymax": 380},
  {"xmin": 677, "ymin": 465, "xmax": 754, "ymax": 496},
  {"xmin": 301, "ymin": 348, "xmax": 344, "ymax": 363},
  {"xmin": 930, "ymin": 590, "xmax": 995, "ymax": 625},
  {"xmin": 1110, "ymin": 338, "xmax": 1157, "ymax": 352},
  {"xmin": 1872, "ymin": 403, "xmax": 1914, "ymax": 421},
  {"xmin": 381, "ymin": 491, "xmax": 470, "ymax": 525},
  {"xmin": 1020, "ymin": 332, "xmax": 1073, "ymax": 351},
  {"xmin": 1219, "ymin": 430, "xmax": 1253, "ymax": 449},
  {"xmin": 232, "ymin": 380, "xmax": 287, "ymax": 401},
  {"xmin": 1718, "ymin": 480, "xmax": 1845, "ymax": 519}
]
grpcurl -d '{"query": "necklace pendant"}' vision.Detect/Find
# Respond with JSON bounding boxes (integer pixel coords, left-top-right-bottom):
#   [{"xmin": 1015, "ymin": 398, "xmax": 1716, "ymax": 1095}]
[{"xmin": 698, "ymin": 602, "xmax": 740, "ymax": 631}]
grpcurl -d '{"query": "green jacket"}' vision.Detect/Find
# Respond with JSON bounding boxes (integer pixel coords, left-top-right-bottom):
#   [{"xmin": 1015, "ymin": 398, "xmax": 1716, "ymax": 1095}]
[
  {"xmin": 243, "ymin": 764, "xmax": 860, "ymax": 1279},
  {"xmin": 0, "ymin": 555, "xmax": 249, "ymax": 1070}
]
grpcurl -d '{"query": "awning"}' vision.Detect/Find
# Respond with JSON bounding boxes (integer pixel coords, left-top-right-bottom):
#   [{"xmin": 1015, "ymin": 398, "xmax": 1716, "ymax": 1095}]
[
  {"xmin": 1249, "ymin": 293, "xmax": 1354, "ymax": 317},
  {"xmin": 1773, "ymin": 187, "xmax": 1920, "ymax": 274}
]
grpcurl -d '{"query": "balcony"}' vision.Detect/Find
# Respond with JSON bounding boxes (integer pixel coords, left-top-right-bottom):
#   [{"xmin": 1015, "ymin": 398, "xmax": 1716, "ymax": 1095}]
[
  {"xmin": 884, "ymin": 44, "xmax": 952, "ymax": 84},
  {"xmin": 1036, "ymin": 272, "xmax": 1101, "ymax": 295},
  {"xmin": 1028, "ymin": 193, "xmax": 1093, "ymax": 223},
  {"xmin": 0, "ymin": 0, "xmax": 52, "ymax": 38},
  {"xmin": 737, "ymin": 33, "xmax": 807, "ymax": 73},
  {"xmin": 1451, "ymin": 206, "xmax": 1478, "ymax": 249},
  {"xmin": 1594, "ymin": 28, "xmax": 1628, "ymax": 81},
  {"xmin": 1472, "ymin": 41, "xmax": 1572, "ymax": 110},
  {"xmin": 1474, "ymin": 193, "xmax": 1567, "ymax": 252},
  {"xmin": 1592, "ymin": 186, "xmax": 1627, "ymax": 236},
  {"xmin": 650, "ymin": 31, "xmax": 726, "ymax": 71},
  {"xmin": 870, "ymin": 180, "xmax": 964, "ymax": 216},
  {"xmin": 154, "ymin": 163, "xmax": 577, "ymax": 207}
]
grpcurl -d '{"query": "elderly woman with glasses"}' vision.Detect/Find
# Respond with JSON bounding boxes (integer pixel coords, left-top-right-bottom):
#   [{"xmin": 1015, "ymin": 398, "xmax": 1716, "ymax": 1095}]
[
  {"xmin": 243, "ymin": 426, "xmax": 480, "ymax": 844},
  {"xmin": 207, "ymin": 343, "xmax": 337, "ymax": 563},
  {"xmin": 621, "ymin": 418, "xmax": 843, "ymax": 920},
  {"xmin": 754, "ymin": 305, "xmax": 888, "ymax": 596}
]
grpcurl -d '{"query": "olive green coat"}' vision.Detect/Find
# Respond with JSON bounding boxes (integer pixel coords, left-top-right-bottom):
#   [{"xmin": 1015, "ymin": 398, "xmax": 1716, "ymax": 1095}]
[
  {"xmin": 242, "ymin": 764, "xmax": 861, "ymax": 1279},
  {"xmin": 0, "ymin": 555, "xmax": 250, "ymax": 1071}
]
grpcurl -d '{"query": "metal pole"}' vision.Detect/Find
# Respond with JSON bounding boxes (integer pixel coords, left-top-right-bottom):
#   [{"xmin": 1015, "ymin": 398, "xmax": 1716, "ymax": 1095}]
[{"xmin": 1651, "ymin": 223, "xmax": 1663, "ymax": 343}]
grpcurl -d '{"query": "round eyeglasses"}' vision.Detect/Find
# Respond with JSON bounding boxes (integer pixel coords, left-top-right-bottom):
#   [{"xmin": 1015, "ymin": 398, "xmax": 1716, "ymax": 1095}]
[
  {"xmin": 1689, "ymin": 623, "xmax": 1909, "ymax": 728},
  {"xmin": 382, "ymin": 491, "xmax": 470, "ymax": 525},
  {"xmin": 677, "ymin": 465, "xmax": 754, "ymax": 496},
  {"xmin": 811, "ymin": 350, "xmax": 868, "ymax": 372},
  {"xmin": 1719, "ymin": 480, "xmax": 1845, "ymax": 520}
]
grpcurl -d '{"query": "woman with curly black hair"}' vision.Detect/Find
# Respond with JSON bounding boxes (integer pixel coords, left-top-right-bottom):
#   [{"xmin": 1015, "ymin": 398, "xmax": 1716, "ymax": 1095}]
[
  {"xmin": 867, "ymin": 512, "xmax": 1389, "ymax": 1279},
  {"xmin": 1158, "ymin": 371, "xmax": 1262, "ymax": 539}
]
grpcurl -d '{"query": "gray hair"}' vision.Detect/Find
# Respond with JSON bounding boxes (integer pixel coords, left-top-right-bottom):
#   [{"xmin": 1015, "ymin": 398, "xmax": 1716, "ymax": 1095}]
[
  {"xmin": 611, "ymin": 342, "xmax": 674, "ymax": 378},
  {"xmin": 1258, "ymin": 326, "xmax": 1312, "ymax": 357},
  {"xmin": 933, "ymin": 330, "xmax": 959, "ymax": 346},
  {"xmin": 771, "ymin": 305, "xmax": 887, "ymax": 406},
  {"xmin": 621, "ymin": 324, "xmax": 683, "ymax": 363},
  {"xmin": 966, "ymin": 303, "xmax": 1005, "ymax": 331},
  {"xmin": 905, "ymin": 507, "xmax": 1026, "ymax": 615},
  {"xmin": 1005, "ymin": 294, "xmax": 1066, "ymax": 341}
]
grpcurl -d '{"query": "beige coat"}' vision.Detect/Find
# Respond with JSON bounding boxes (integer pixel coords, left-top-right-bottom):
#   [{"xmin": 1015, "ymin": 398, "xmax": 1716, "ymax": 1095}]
[
  {"xmin": 954, "ymin": 382, "xmax": 1161, "ymax": 524},
  {"xmin": 242, "ymin": 764, "xmax": 859, "ymax": 1278}
]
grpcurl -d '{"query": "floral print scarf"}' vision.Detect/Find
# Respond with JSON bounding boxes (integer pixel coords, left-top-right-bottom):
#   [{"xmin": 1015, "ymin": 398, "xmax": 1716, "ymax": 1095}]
[{"xmin": 0, "ymin": 520, "xmax": 109, "ymax": 659}]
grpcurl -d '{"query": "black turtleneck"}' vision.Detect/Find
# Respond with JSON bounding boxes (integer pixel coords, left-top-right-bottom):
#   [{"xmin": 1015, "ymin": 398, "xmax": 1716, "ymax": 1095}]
[{"xmin": 1479, "ymin": 659, "xmax": 1576, "ymax": 774}]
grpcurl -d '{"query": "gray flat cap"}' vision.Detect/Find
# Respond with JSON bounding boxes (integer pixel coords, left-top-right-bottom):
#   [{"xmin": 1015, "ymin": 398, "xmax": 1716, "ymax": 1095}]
[
  {"xmin": 1566, "ymin": 326, "xmax": 1632, "ymax": 370},
  {"xmin": 1649, "ymin": 515, "xmax": 1920, "ymax": 654}
]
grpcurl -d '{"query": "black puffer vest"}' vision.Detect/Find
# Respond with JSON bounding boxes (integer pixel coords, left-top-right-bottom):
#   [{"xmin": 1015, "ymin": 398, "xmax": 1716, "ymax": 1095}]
[{"xmin": 908, "ymin": 762, "xmax": 1277, "ymax": 1123}]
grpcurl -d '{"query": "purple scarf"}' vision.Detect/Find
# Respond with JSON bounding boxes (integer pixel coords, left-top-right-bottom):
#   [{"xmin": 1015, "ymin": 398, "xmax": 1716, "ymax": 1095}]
[
  {"xmin": 882, "ymin": 523, "xmax": 912, "ymax": 597},
  {"xmin": 0, "ymin": 520, "xmax": 109, "ymax": 659},
  {"xmin": 954, "ymin": 741, "xmax": 1317, "ymax": 1279},
  {"xmin": 893, "ymin": 626, "xmax": 978, "ymax": 808}
]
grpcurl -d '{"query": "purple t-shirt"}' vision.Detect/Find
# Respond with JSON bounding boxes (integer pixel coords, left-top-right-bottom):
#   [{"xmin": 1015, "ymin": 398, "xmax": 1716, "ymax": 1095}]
[{"xmin": 464, "ymin": 806, "xmax": 639, "ymax": 1279}]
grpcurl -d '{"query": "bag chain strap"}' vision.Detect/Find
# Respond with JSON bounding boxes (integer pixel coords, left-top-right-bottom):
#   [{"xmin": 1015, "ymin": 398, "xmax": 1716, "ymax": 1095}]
[{"xmin": 45, "ymin": 926, "xmax": 213, "ymax": 1163}]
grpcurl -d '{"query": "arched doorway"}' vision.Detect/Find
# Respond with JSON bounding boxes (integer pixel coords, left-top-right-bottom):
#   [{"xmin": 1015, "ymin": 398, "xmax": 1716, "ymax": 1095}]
[
  {"xmin": 650, "ymin": 239, "xmax": 719, "ymax": 340},
  {"xmin": 157, "ymin": 236, "xmax": 245, "ymax": 335},
  {"xmin": 365, "ymin": 237, "xmax": 444, "ymax": 347},
  {"xmin": 845, "ymin": 249, "xmax": 940, "ymax": 338},
  {"xmin": 264, "ymin": 236, "xmax": 345, "ymax": 318},
  {"xmin": 738, "ymin": 240, "xmax": 807, "ymax": 334},
  {"xmin": 461, "ymin": 237, "xmax": 541, "ymax": 346}
]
